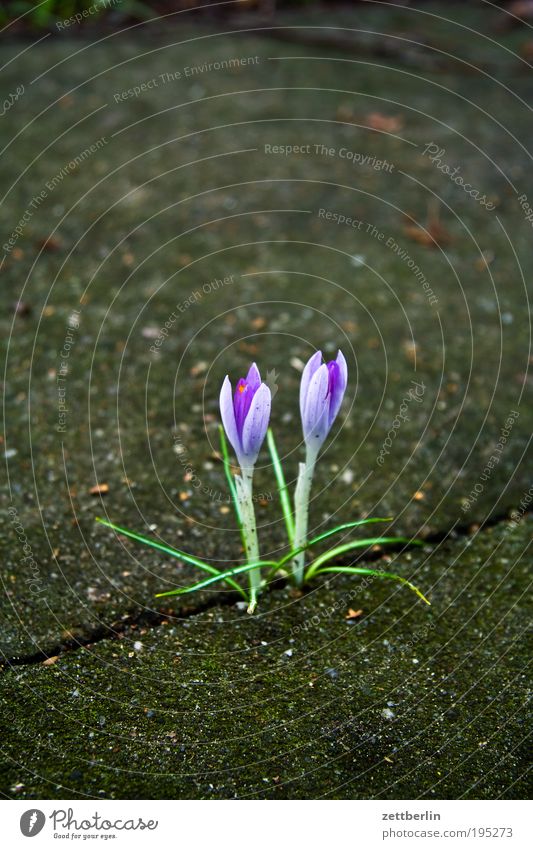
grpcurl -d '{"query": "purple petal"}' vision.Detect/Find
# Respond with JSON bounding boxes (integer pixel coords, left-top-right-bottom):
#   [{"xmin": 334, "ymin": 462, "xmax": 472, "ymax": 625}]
[
  {"xmin": 219, "ymin": 376, "xmax": 241, "ymax": 455},
  {"xmin": 241, "ymin": 382, "xmax": 271, "ymax": 462},
  {"xmin": 336, "ymin": 349, "xmax": 348, "ymax": 386},
  {"xmin": 327, "ymin": 350, "xmax": 348, "ymax": 427},
  {"xmin": 299, "ymin": 350, "xmax": 323, "ymax": 422},
  {"xmin": 233, "ymin": 378, "xmax": 251, "ymax": 440},
  {"xmin": 233, "ymin": 363, "xmax": 262, "ymax": 441},
  {"xmin": 302, "ymin": 363, "xmax": 330, "ymax": 448},
  {"xmin": 245, "ymin": 362, "xmax": 261, "ymax": 393}
]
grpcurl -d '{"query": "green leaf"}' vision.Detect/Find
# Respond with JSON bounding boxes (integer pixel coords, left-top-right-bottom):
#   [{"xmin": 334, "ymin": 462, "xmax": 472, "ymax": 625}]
[
  {"xmin": 275, "ymin": 517, "xmax": 393, "ymax": 569},
  {"xmin": 218, "ymin": 425, "xmax": 245, "ymax": 531},
  {"xmin": 304, "ymin": 537, "xmax": 423, "ymax": 581},
  {"xmin": 155, "ymin": 559, "xmax": 279, "ymax": 598},
  {"xmin": 266, "ymin": 428, "xmax": 295, "ymax": 545},
  {"xmin": 310, "ymin": 566, "xmax": 431, "ymax": 605},
  {"xmin": 95, "ymin": 517, "xmax": 247, "ymax": 600}
]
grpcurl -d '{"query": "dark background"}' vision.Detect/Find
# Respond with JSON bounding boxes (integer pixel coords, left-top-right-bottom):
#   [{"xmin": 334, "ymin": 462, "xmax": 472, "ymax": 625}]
[{"xmin": 0, "ymin": 1, "xmax": 523, "ymax": 34}]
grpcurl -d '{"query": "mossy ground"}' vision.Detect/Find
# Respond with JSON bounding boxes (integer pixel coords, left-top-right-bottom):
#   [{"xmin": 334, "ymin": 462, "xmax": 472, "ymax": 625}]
[
  {"xmin": 1, "ymin": 3, "xmax": 531, "ymax": 798},
  {"xmin": 1, "ymin": 521, "xmax": 531, "ymax": 799}
]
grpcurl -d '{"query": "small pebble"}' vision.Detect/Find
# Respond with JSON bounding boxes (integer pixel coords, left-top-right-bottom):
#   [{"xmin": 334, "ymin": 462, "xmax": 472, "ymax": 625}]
[
  {"xmin": 89, "ymin": 483, "xmax": 109, "ymax": 496},
  {"xmin": 141, "ymin": 326, "xmax": 160, "ymax": 339}
]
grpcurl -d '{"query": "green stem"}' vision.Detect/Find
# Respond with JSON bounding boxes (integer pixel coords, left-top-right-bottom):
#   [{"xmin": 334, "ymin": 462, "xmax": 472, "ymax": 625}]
[
  {"xmin": 235, "ymin": 466, "xmax": 261, "ymax": 613},
  {"xmin": 292, "ymin": 446, "xmax": 318, "ymax": 586}
]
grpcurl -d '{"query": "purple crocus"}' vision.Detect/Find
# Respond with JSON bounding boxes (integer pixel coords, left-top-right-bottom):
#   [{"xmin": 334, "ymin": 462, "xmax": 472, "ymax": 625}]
[
  {"xmin": 300, "ymin": 350, "xmax": 348, "ymax": 452},
  {"xmin": 220, "ymin": 363, "xmax": 272, "ymax": 468}
]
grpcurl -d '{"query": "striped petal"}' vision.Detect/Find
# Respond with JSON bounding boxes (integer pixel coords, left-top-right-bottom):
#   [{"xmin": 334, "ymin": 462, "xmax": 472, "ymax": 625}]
[
  {"xmin": 219, "ymin": 375, "xmax": 241, "ymax": 455},
  {"xmin": 302, "ymin": 362, "xmax": 330, "ymax": 449},
  {"xmin": 299, "ymin": 350, "xmax": 323, "ymax": 422},
  {"xmin": 245, "ymin": 362, "xmax": 262, "ymax": 393},
  {"xmin": 327, "ymin": 349, "xmax": 348, "ymax": 427},
  {"xmin": 241, "ymin": 382, "xmax": 272, "ymax": 463}
]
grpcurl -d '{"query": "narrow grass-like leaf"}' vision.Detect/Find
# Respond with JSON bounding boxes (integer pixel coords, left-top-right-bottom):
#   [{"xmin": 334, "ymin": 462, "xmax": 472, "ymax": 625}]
[
  {"xmin": 266, "ymin": 428, "xmax": 295, "ymax": 545},
  {"xmin": 310, "ymin": 565, "xmax": 431, "ymax": 605},
  {"xmin": 304, "ymin": 537, "xmax": 422, "ymax": 581},
  {"xmin": 275, "ymin": 517, "xmax": 393, "ymax": 570},
  {"xmin": 155, "ymin": 559, "xmax": 279, "ymax": 598},
  {"xmin": 218, "ymin": 424, "xmax": 246, "ymax": 541},
  {"xmin": 96, "ymin": 517, "xmax": 247, "ymax": 599},
  {"xmin": 218, "ymin": 426, "xmax": 250, "ymax": 569}
]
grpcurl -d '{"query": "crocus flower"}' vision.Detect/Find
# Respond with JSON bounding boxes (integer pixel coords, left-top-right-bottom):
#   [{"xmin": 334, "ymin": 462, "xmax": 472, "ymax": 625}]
[
  {"xmin": 220, "ymin": 363, "xmax": 272, "ymax": 469},
  {"xmin": 300, "ymin": 350, "xmax": 348, "ymax": 453}
]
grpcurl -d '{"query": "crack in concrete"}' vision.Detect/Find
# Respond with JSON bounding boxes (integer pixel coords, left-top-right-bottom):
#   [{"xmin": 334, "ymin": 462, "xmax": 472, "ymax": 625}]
[
  {"xmin": 1, "ymin": 592, "xmax": 241, "ymax": 670},
  {"xmin": 1, "ymin": 510, "xmax": 527, "ymax": 670}
]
